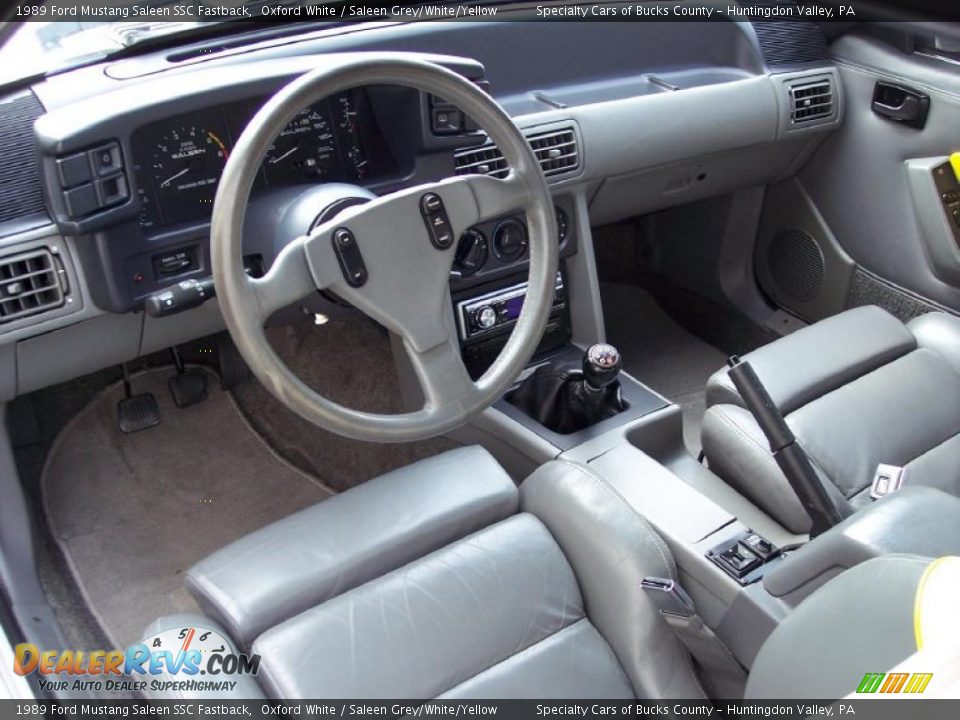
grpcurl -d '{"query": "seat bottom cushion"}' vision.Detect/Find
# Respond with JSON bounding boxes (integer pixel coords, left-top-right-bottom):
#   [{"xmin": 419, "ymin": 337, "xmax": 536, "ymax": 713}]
[{"xmin": 253, "ymin": 513, "xmax": 634, "ymax": 699}]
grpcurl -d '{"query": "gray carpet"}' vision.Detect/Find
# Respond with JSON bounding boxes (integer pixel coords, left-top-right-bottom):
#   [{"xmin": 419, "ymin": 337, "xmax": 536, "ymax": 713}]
[
  {"xmin": 231, "ymin": 315, "xmax": 461, "ymax": 493},
  {"xmin": 601, "ymin": 283, "xmax": 728, "ymax": 454},
  {"xmin": 42, "ymin": 368, "xmax": 332, "ymax": 648}
]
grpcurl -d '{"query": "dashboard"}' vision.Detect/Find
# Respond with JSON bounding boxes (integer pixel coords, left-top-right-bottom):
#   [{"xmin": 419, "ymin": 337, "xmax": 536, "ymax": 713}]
[
  {"xmin": 0, "ymin": 19, "xmax": 846, "ymax": 403},
  {"xmin": 132, "ymin": 89, "xmax": 393, "ymax": 230}
]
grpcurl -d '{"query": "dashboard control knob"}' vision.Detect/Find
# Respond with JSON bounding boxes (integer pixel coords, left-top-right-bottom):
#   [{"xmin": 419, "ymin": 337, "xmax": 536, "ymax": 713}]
[
  {"xmin": 493, "ymin": 219, "xmax": 528, "ymax": 259},
  {"xmin": 454, "ymin": 229, "xmax": 488, "ymax": 276},
  {"xmin": 474, "ymin": 306, "xmax": 498, "ymax": 330}
]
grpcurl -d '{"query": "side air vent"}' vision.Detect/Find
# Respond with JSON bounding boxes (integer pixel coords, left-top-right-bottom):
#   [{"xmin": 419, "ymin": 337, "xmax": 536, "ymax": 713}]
[
  {"xmin": 0, "ymin": 91, "xmax": 47, "ymax": 225},
  {"xmin": 455, "ymin": 126, "xmax": 580, "ymax": 181},
  {"xmin": 789, "ymin": 78, "xmax": 834, "ymax": 123},
  {"xmin": 0, "ymin": 248, "xmax": 66, "ymax": 324}
]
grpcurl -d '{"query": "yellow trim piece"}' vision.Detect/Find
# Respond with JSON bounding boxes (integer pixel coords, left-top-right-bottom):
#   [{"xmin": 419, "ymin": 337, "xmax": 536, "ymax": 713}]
[
  {"xmin": 951, "ymin": 153, "xmax": 960, "ymax": 182},
  {"xmin": 914, "ymin": 556, "xmax": 955, "ymax": 650}
]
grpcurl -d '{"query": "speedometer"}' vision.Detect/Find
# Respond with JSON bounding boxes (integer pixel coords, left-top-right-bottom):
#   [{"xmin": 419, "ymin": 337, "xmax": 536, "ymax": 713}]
[
  {"xmin": 264, "ymin": 103, "xmax": 340, "ymax": 183},
  {"xmin": 147, "ymin": 122, "xmax": 229, "ymax": 225}
]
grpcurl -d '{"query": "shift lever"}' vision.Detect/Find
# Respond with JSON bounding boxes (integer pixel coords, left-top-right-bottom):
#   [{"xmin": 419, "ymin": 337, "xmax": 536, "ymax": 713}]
[{"xmin": 508, "ymin": 343, "xmax": 628, "ymax": 434}]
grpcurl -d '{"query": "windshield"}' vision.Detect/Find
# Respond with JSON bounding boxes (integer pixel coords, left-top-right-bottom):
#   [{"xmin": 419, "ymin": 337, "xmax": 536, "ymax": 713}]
[
  {"xmin": 0, "ymin": 16, "xmax": 207, "ymax": 85},
  {"xmin": 0, "ymin": 0, "xmax": 334, "ymax": 86}
]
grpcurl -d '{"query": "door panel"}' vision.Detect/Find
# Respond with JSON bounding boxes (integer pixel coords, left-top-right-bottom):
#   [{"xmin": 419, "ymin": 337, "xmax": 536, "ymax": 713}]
[{"xmin": 798, "ymin": 31, "xmax": 960, "ymax": 313}]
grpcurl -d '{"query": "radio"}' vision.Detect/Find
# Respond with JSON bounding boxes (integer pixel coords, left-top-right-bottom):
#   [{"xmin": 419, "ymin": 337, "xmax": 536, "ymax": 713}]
[{"xmin": 456, "ymin": 272, "xmax": 566, "ymax": 342}]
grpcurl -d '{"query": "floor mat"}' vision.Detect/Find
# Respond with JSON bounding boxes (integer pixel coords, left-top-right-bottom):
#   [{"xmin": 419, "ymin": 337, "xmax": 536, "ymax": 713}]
[
  {"xmin": 231, "ymin": 315, "xmax": 461, "ymax": 493},
  {"xmin": 42, "ymin": 368, "xmax": 332, "ymax": 648},
  {"xmin": 601, "ymin": 283, "xmax": 728, "ymax": 454}
]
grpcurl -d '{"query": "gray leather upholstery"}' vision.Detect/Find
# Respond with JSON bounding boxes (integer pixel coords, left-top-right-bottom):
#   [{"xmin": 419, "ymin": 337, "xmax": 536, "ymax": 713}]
[
  {"xmin": 178, "ymin": 446, "xmax": 704, "ymax": 699},
  {"xmin": 763, "ymin": 486, "xmax": 960, "ymax": 600},
  {"xmin": 187, "ymin": 446, "xmax": 518, "ymax": 649},
  {"xmin": 706, "ymin": 306, "xmax": 915, "ymax": 413},
  {"xmin": 703, "ymin": 307, "xmax": 960, "ymax": 533},
  {"xmin": 746, "ymin": 555, "xmax": 930, "ymax": 699},
  {"xmin": 521, "ymin": 460, "xmax": 707, "ymax": 699},
  {"xmin": 910, "ymin": 312, "xmax": 960, "ymax": 374},
  {"xmin": 255, "ymin": 514, "xmax": 632, "ymax": 698}
]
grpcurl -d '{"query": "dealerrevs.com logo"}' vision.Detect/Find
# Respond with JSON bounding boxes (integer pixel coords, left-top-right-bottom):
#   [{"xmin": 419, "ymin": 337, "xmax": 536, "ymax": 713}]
[{"xmin": 14, "ymin": 625, "xmax": 260, "ymax": 694}]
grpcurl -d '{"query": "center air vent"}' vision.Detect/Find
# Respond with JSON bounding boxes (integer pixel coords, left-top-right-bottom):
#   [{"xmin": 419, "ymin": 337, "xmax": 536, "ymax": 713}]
[
  {"xmin": 789, "ymin": 79, "xmax": 834, "ymax": 123},
  {"xmin": 454, "ymin": 144, "xmax": 509, "ymax": 179},
  {"xmin": 455, "ymin": 126, "xmax": 581, "ymax": 181},
  {"xmin": 529, "ymin": 128, "xmax": 580, "ymax": 177},
  {"xmin": 0, "ymin": 248, "xmax": 67, "ymax": 324}
]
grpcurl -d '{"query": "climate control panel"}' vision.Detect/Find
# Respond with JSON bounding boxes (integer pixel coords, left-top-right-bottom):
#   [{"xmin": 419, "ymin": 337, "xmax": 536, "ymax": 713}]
[{"xmin": 452, "ymin": 204, "xmax": 570, "ymax": 280}]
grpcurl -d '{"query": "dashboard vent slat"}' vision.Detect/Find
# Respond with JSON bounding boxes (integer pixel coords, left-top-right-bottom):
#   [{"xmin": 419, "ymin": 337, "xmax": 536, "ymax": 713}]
[
  {"xmin": 789, "ymin": 79, "xmax": 834, "ymax": 123},
  {"xmin": 0, "ymin": 91, "xmax": 47, "ymax": 225},
  {"xmin": 0, "ymin": 248, "xmax": 66, "ymax": 324},
  {"xmin": 455, "ymin": 126, "xmax": 580, "ymax": 180}
]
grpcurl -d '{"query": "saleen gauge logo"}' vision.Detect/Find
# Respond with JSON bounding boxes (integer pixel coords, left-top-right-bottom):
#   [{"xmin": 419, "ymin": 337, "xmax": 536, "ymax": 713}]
[{"xmin": 856, "ymin": 672, "xmax": 933, "ymax": 694}]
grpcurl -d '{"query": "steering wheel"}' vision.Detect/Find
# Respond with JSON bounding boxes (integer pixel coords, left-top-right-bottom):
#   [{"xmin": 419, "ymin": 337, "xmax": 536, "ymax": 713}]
[{"xmin": 211, "ymin": 57, "xmax": 558, "ymax": 443}]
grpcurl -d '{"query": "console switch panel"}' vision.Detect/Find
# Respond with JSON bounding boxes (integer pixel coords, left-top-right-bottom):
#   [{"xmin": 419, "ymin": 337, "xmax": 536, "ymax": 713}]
[{"xmin": 708, "ymin": 530, "xmax": 779, "ymax": 585}]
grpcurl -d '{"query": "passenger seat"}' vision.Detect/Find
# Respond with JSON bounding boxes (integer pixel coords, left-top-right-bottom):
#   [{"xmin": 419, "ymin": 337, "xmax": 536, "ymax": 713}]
[{"xmin": 702, "ymin": 305, "xmax": 960, "ymax": 533}]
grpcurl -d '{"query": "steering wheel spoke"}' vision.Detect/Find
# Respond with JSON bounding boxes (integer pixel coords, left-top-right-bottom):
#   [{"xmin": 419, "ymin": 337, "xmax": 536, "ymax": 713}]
[
  {"xmin": 404, "ymin": 336, "xmax": 481, "ymax": 415},
  {"xmin": 248, "ymin": 237, "xmax": 324, "ymax": 322},
  {"xmin": 459, "ymin": 170, "xmax": 531, "ymax": 225}
]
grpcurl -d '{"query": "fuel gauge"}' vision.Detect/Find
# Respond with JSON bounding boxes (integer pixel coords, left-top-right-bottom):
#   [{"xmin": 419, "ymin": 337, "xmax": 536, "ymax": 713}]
[{"xmin": 333, "ymin": 92, "xmax": 369, "ymax": 180}]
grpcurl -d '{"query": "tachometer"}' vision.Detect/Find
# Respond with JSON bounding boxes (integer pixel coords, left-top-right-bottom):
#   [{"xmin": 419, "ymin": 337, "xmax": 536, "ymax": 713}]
[
  {"xmin": 264, "ymin": 103, "xmax": 340, "ymax": 183},
  {"xmin": 147, "ymin": 123, "xmax": 230, "ymax": 225}
]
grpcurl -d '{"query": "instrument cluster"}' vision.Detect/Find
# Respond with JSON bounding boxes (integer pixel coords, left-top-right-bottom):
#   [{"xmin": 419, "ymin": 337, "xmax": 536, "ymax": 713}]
[{"xmin": 132, "ymin": 89, "xmax": 387, "ymax": 230}]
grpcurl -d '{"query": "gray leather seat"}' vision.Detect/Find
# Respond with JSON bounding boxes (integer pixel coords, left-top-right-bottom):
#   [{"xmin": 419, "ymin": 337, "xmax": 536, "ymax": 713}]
[
  {"xmin": 149, "ymin": 446, "xmax": 707, "ymax": 699},
  {"xmin": 702, "ymin": 306, "xmax": 960, "ymax": 533}
]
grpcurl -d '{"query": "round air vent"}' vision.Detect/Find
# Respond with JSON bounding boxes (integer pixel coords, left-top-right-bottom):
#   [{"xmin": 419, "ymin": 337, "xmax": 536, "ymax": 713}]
[{"xmin": 767, "ymin": 228, "xmax": 825, "ymax": 303}]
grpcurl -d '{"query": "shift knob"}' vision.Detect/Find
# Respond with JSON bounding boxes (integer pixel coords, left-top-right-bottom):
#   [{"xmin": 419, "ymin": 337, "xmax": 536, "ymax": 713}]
[{"xmin": 583, "ymin": 343, "xmax": 622, "ymax": 390}]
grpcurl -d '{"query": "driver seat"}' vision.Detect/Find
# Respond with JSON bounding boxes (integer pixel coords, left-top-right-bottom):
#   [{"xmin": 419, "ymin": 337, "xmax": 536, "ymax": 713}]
[{"xmin": 146, "ymin": 446, "xmax": 707, "ymax": 699}]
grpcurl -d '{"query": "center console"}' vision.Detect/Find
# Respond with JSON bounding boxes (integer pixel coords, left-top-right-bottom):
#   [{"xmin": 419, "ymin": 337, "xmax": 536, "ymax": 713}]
[{"xmin": 450, "ymin": 197, "xmax": 578, "ymax": 380}]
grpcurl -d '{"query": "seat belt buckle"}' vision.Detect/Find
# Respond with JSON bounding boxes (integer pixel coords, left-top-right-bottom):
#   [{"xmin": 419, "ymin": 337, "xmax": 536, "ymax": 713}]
[
  {"xmin": 870, "ymin": 464, "xmax": 908, "ymax": 500},
  {"xmin": 641, "ymin": 576, "xmax": 695, "ymax": 618}
]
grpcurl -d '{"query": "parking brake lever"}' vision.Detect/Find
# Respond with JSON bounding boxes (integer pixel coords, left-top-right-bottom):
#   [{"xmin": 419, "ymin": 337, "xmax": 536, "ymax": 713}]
[{"xmin": 726, "ymin": 356, "xmax": 852, "ymax": 537}]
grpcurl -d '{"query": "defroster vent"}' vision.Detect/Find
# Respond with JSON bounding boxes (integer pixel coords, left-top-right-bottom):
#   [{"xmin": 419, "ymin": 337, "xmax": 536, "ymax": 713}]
[{"xmin": 0, "ymin": 248, "xmax": 67, "ymax": 324}]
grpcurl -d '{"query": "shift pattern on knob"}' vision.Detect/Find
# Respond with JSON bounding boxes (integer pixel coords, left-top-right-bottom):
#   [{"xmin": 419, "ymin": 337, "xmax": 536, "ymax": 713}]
[{"xmin": 583, "ymin": 343, "xmax": 622, "ymax": 389}]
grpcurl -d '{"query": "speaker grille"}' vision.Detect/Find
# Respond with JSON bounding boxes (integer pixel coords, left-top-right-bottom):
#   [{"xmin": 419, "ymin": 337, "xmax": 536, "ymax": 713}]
[{"xmin": 768, "ymin": 228, "xmax": 824, "ymax": 302}]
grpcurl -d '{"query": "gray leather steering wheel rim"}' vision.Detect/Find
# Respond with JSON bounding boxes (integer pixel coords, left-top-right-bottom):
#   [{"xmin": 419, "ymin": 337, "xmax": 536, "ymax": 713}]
[{"xmin": 211, "ymin": 57, "xmax": 557, "ymax": 443}]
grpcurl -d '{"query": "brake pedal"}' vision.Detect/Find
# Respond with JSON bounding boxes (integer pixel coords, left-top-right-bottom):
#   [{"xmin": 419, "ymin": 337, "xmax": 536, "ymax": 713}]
[
  {"xmin": 168, "ymin": 346, "xmax": 209, "ymax": 408},
  {"xmin": 117, "ymin": 364, "xmax": 160, "ymax": 434}
]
